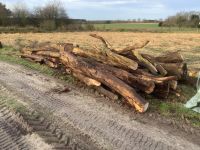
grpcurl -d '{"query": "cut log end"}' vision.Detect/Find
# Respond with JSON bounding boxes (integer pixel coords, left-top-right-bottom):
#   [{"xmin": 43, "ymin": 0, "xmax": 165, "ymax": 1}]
[
  {"xmin": 136, "ymin": 102, "xmax": 149, "ymax": 113},
  {"xmin": 0, "ymin": 41, "xmax": 3, "ymax": 49}
]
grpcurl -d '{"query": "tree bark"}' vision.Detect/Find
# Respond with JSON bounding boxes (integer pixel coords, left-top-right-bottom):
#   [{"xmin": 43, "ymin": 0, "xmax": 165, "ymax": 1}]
[
  {"xmin": 132, "ymin": 50, "xmax": 158, "ymax": 75},
  {"xmin": 89, "ymin": 34, "xmax": 150, "ymax": 55},
  {"xmin": 153, "ymin": 82, "xmax": 170, "ymax": 99},
  {"xmin": 95, "ymin": 86, "xmax": 119, "ymax": 100},
  {"xmin": 87, "ymin": 60, "xmax": 155, "ymax": 94},
  {"xmin": 44, "ymin": 59, "xmax": 58, "ymax": 68},
  {"xmin": 73, "ymin": 73, "xmax": 101, "ymax": 87},
  {"xmin": 35, "ymin": 51, "xmax": 60, "ymax": 58},
  {"xmin": 21, "ymin": 54, "xmax": 44, "ymax": 63},
  {"xmin": 60, "ymin": 50, "xmax": 149, "ymax": 113},
  {"xmin": 72, "ymin": 47, "xmax": 138, "ymax": 71},
  {"xmin": 160, "ymin": 63, "xmax": 187, "ymax": 80}
]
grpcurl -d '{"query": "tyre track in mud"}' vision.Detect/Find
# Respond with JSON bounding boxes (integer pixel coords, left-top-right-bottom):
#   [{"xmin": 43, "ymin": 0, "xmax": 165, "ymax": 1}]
[
  {"xmin": 0, "ymin": 107, "xmax": 30, "ymax": 150},
  {"xmin": 0, "ymin": 89, "xmax": 97, "ymax": 150},
  {"xmin": 0, "ymin": 61, "xmax": 199, "ymax": 150}
]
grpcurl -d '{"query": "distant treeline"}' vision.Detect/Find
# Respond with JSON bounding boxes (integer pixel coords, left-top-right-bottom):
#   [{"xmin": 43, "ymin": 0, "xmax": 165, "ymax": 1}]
[
  {"xmin": 160, "ymin": 11, "xmax": 200, "ymax": 28},
  {"xmin": 89, "ymin": 20, "xmax": 159, "ymax": 24},
  {"xmin": 0, "ymin": 18, "xmax": 86, "ymax": 27},
  {"xmin": 0, "ymin": 1, "xmax": 91, "ymax": 31}
]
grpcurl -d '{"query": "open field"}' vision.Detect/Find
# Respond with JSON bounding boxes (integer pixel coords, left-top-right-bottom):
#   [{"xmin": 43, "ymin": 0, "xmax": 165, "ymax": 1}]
[
  {"xmin": 93, "ymin": 23, "xmax": 200, "ymax": 32},
  {"xmin": 94, "ymin": 23, "xmax": 159, "ymax": 29},
  {"xmin": 1, "ymin": 32, "xmax": 200, "ymax": 69}
]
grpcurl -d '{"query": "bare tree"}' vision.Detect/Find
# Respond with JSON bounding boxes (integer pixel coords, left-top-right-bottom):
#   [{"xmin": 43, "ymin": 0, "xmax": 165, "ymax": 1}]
[
  {"xmin": 12, "ymin": 2, "xmax": 30, "ymax": 18},
  {"xmin": 163, "ymin": 11, "xmax": 200, "ymax": 28},
  {"xmin": 34, "ymin": 0, "xmax": 68, "ymax": 19},
  {"xmin": 0, "ymin": 2, "xmax": 11, "ymax": 18}
]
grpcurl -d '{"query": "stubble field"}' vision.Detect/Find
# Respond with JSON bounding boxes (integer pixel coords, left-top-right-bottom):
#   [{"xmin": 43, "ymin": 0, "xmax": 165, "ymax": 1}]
[{"xmin": 1, "ymin": 32, "xmax": 200, "ymax": 70}]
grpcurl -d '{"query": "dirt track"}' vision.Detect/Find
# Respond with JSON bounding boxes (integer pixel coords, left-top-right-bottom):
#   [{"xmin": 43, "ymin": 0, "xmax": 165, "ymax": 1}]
[{"xmin": 0, "ymin": 61, "xmax": 199, "ymax": 150}]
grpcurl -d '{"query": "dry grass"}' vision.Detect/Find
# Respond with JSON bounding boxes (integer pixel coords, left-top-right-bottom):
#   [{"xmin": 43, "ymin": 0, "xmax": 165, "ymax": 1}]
[{"xmin": 1, "ymin": 32, "xmax": 200, "ymax": 69}]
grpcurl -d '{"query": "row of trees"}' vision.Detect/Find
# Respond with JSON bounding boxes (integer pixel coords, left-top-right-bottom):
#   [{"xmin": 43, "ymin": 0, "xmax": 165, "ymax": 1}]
[
  {"xmin": 0, "ymin": 0, "xmax": 70, "ymax": 29},
  {"xmin": 161, "ymin": 11, "xmax": 200, "ymax": 28}
]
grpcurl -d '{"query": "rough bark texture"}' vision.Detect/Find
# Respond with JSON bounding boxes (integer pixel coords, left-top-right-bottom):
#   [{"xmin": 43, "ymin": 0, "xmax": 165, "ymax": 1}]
[
  {"xmin": 160, "ymin": 63, "xmax": 187, "ymax": 80},
  {"xmin": 60, "ymin": 50, "xmax": 149, "ymax": 113},
  {"xmin": 87, "ymin": 60, "xmax": 155, "ymax": 94},
  {"xmin": 21, "ymin": 54, "xmax": 44, "ymax": 63},
  {"xmin": 142, "ymin": 52, "xmax": 184, "ymax": 63},
  {"xmin": 90, "ymin": 34, "xmax": 150, "ymax": 55},
  {"xmin": 73, "ymin": 73, "xmax": 101, "ymax": 87},
  {"xmin": 153, "ymin": 82, "xmax": 170, "ymax": 99},
  {"xmin": 72, "ymin": 47, "xmax": 138, "ymax": 71},
  {"xmin": 35, "ymin": 51, "xmax": 60, "ymax": 58},
  {"xmin": 95, "ymin": 86, "xmax": 119, "ymax": 100},
  {"xmin": 132, "ymin": 50, "xmax": 158, "ymax": 75}
]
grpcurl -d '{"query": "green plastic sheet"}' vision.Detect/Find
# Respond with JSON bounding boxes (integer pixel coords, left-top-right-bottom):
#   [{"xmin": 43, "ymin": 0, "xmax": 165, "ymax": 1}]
[{"xmin": 185, "ymin": 72, "xmax": 200, "ymax": 113}]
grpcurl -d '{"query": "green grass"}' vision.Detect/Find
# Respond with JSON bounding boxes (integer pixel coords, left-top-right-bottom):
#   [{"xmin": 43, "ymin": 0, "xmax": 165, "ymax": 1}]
[
  {"xmin": 94, "ymin": 23, "xmax": 159, "ymax": 29},
  {"xmin": 149, "ymin": 98, "xmax": 200, "ymax": 127},
  {"xmin": 0, "ymin": 46, "xmax": 199, "ymax": 127},
  {"xmin": 147, "ymin": 83, "xmax": 200, "ymax": 127},
  {"xmin": 94, "ymin": 23, "xmax": 200, "ymax": 33},
  {"xmin": 0, "ymin": 46, "xmax": 75, "ymax": 83}
]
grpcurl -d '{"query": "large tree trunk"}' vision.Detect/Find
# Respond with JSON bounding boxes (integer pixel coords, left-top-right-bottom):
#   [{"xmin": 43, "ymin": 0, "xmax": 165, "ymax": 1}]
[
  {"xmin": 71, "ymin": 47, "xmax": 138, "ymax": 71},
  {"xmin": 87, "ymin": 60, "xmax": 155, "ymax": 94},
  {"xmin": 60, "ymin": 50, "xmax": 149, "ymax": 113},
  {"xmin": 21, "ymin": 54, "xmax": 44, "ymax": 63},
  {"xmin": 142, "ymin": 51, "xmax": 184, "ymax": 63},
  {"xmin": 160, "ymin": 63, "xmax": 187, "ymax": 80},
  {"xmin": 73, "ymin": 73, "xmax": 101, "ymax": 87}
]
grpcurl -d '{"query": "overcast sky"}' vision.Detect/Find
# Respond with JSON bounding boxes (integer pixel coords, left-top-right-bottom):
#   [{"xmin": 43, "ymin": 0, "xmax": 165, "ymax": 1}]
[{"xmin": 1, "ymin": 0, "xmax": 200, "ymax": 20}]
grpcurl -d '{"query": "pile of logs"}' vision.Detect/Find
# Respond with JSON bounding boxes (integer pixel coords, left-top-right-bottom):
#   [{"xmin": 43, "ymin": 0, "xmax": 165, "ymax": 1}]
[{"xmin": 20, "ymin": 34, "xmax": 188, "ymax": 113}]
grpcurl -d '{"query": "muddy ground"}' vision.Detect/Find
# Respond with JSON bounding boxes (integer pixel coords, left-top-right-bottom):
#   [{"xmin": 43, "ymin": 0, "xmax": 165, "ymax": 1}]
[{"xmin": 0, "ymin": 61, "xmax": 199, "ymax": 150}]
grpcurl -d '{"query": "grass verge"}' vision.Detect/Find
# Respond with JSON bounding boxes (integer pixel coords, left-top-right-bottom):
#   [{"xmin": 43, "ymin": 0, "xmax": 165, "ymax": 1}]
[{"xmin": 0, "ymin": 46, "xmax": 199, "ymax": 127}]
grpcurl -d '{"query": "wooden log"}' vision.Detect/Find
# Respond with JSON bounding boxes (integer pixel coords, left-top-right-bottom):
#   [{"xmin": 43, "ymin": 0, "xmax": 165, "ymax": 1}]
[
  {"xmin": 72, "ymin": 47, "xmax": 138, "ymax": 71},
  {"xmin": 153, "ymin": 82, "xmax": 170, "ymax": 99},
  {"xmin": 132, "ymin": 69, "xmax": 177, "ymax": 83},
  {"xmin": 44, "ymin": 59, "xmax": 58, "ymax": 68},
  {"xmin": 160, "ymin": 63, "xmax": 187, "ymax": 80},
  {"xmin": 89, "ymin": 34, "xmax": 150, "ymax": 54},
  {"xmin": 154, "ymin": 63, "xmax": 168, "ymax": 76},
  {"xmin": 31, "ymin": 47, "xmax": 59, "ymax": 52},
  {"xmin": 142, "ymin": 51, "xmax": 184, "ymax": 63},
  {"xmin": 87, "ymin": 60, "xmax": 155, "ymax": 94},
  {"xmin": 132, "ymin": 50, "xmax": 158, "ymax": 75},
  {"xmin": 21, "ymin": 54, "xmax": 44, "ymax": 63},
  {"xmin": 140, "ymin": 53, "xmax": 168, "ymax": 76},
  {"xmin": 73, "ymin": 73, "xmax": 101, "ymax": 87},
  {"xmin": 35, "ymin": 51, "xmax": 60, "ymax": 58},
  {"xmin": 95, "ymin": 86, "xmax": 119, "ymax": 100},
  {"xmin": 60, "ymin": 50, "xmax": 149, "ymax": 113},
  {"xmin": 155, "ymin": 51, "xmax": 184, "ymax": 63},
  {"xmin": 21, "ymin": 48, "xmax": 32, "ymax": 55},
  {"xmin": 118, "ymin": 41, "xmax": 150, "ymax": 55},
  {"xmin": 169, "ymin": 80, "xmax": 178, "ymax": 90},
  {"xmin": 45, "ymin": 57, "xmax": 59, "ymax": 63}
]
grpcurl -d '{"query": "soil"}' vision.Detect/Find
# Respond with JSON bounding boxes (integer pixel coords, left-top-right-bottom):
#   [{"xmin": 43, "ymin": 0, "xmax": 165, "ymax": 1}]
[{"xmin": 0, "ymin": 61, "xmax": 199, "ymax": 150}]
